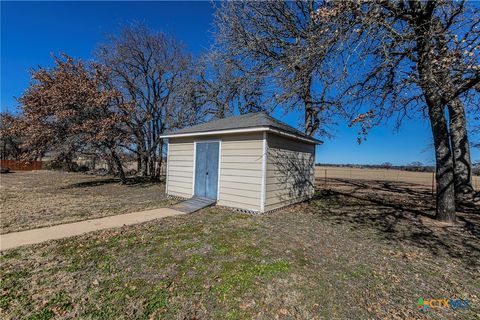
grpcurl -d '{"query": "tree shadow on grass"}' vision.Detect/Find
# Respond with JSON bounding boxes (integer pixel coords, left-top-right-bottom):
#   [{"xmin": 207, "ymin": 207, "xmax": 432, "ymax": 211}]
[
  {"xmin": 63, "ymin": 176, "xmax": 164, "ymax": 189},
  {"xmin": 309, "ymin": 178, "xmax": 480, "ymax": 269}
]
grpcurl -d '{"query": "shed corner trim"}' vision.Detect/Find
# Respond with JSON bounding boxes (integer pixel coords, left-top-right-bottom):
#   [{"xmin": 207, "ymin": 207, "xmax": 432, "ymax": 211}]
[{"xmin": 260, "ymin": 131, "xmax": 267, "ymax": 212}]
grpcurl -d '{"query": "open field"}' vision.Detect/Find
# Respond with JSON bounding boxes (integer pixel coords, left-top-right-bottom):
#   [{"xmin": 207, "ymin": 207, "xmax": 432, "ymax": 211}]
[
  {"xmin": 1, "ymin": 174, "xmax": 479, "ymax": 319},
  {"xmin": 0, "ymin": 171, "xmax": 174, "ymax": 234},
  {"xmin": 316, "ymin": 166, "xmax": 480, "ymax": 190}
]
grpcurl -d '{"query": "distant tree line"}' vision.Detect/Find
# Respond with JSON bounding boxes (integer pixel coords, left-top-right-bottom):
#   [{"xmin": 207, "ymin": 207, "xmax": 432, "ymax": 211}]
[
  {"xmin": 317, "ymin": 161, "xmax": 480, "ymax": 181},
  {"xmin": 316, "ymin": 162, "xmax": 437, "ymax": 173},
  {"xmin": 1, "ymin": 1, "xmax": 478, "ymax": 222}
]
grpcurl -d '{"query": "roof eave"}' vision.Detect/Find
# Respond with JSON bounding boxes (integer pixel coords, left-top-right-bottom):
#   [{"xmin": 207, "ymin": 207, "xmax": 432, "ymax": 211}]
[
  {"xmin": 268, "ymin": 127, "xmax": 323, "ymax": 144},
  {"xmin": 160, "ymin": 126, "xmax": 323, "ymax": 144}
]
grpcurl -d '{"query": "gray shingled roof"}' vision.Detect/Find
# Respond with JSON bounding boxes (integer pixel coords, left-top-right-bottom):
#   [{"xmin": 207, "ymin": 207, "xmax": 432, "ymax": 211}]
[{"xmin": 165, "ymin": 112, "xmax": 322, "ymax": 143}]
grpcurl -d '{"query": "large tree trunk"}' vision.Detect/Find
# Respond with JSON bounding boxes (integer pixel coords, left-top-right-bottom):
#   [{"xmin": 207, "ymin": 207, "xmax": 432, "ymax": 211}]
[
  {"xmin": 303, "ymin": 78, "xmax": 318, "ymax": 137},
  {"xmin": 138, "ymin": 140, "xmax": 148, "ymax": 177},
  {"xmin": 433, "ymin": 27, "xmax": 474, "ymax": 201},
  {"xmin": 146, "ymin": 121, "xmax": 153, "ymax": 176},
  {"xmin": 105, "ymin": 156, "xmax": 114, "ymax": 175},
  {"xmin": 134, "ymin": 132, "xmax": 148, "ymax": 177},
  {"xmin": 428, "ymin": 103, "xmax": 456, "ymax": 222},
  {"xmin": 305, "ymin": 99, "xmax": 314, "ymax": 137},
  {"xmin": 148, "ymin": 156, "xmax": 155, "ymax": 177},
  {"xmin": 137, "ymin": 154, "xmax": 142, "ymax": 173},
  {"xmin": 448, "ymin": 98, "xmax": 474, "ymax": 201},
  {"xmin": 111, "ymin": 149, "xmax": 126, "ymax": 185},
  {"xmin": 141, "ymin": 155, "xmax": 148, "ymax": 176},
  {"xmin": 415, "ymin": 19, "xmax": 456, "ymax": 222}
]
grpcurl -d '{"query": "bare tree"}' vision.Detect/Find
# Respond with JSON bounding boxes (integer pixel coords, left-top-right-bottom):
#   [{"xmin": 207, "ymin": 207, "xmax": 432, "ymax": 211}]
[
  {"xmin": 322, "ymin": 1, "xmax": 479, "ymax": 221},
  {"xmin": 195, "ymin": 50, "xmax": 266, "ymax": 119},
  {"xmin": 96, "ymin": 24, "xmax": 198, "ymax": 179},
  {"xmin": 214, "ymin": 1, "xmax": 344, "ymax": 137}
]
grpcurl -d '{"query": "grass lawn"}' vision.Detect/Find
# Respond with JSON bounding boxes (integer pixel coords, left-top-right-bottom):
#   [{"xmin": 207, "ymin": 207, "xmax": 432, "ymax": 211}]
[
  {"xmin": 1, "ymin": 178, "xmax": 479, "ymax": 319},
  {"xmin": 0, "ymin": 171, "xmax": 174, "ymax": 234}
]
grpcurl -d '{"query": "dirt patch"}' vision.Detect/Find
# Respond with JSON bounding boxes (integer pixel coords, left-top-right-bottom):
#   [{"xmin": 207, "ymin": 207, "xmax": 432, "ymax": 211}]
[
  {"xmin": 312, "ymin": 178, "xmax": 480, "ymax": 267},
  {"xmin": 0, "ymin": 171, "xmax": 174, "ymax": 234},
  {"xmin": 1, "ymin": 178, "xmax": 478, "ymax": 319}
]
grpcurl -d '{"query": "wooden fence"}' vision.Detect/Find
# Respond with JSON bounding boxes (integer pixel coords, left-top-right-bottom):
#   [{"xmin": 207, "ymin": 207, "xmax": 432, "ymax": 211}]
[{"xmin": 0, "ymin": 160, "xmax": 43, "ymax": 171}]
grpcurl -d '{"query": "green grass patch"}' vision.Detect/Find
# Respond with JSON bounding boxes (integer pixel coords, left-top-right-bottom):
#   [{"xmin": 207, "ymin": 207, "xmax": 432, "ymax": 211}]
[
  {"xmin": 213, "ymin": 260, "xmax": 290, "ymax": 300},
  {"xmin": 2, "ymin": 204, "xmax": 479, "ymax": 319}
]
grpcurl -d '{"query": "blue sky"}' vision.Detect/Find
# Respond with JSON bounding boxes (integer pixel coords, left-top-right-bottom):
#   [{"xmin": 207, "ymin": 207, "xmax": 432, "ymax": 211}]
[{"xmin": 2, "ymin": 1, "xmax": 478, "ymax": 165}]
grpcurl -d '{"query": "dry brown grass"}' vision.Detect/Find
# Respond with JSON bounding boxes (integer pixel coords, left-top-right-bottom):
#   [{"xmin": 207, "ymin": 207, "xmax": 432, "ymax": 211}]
[
  {"xmin": 0, "ymin": 170, "xmax": 174, "ymax": 234},
  {"xmin": 1, "ymin": 177, "xmax": 479, "ymax": 319},
  {"xmin": 316, "ymin": 166, "xmax": 480, "ymax": 190}
]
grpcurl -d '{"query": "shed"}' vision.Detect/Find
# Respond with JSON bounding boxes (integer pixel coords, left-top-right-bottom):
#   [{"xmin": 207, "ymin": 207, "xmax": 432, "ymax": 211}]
[{"xmin": 160, "ymin": 112, "xmax": 322, "ymax": 213}]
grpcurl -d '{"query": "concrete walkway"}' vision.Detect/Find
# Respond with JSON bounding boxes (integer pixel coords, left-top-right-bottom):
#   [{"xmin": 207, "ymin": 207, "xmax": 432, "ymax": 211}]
[{"xmin": 0, "ymin": 207, "xmax": 183, "ymax": 251}]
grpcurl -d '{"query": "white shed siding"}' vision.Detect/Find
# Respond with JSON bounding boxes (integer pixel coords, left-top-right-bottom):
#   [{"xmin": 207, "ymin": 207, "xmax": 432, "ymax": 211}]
[
  {"xmin": 166, "ymin": 133, "xmax": 263, "ymax": 211},
  {"xmin": 217, "ymin": 133, "xmax": 263, "ymax": 211},
  {"xmin": 265, "ymin": 133, "xmax": 315, "ymax": 211},
  {"xmin": 166, "ymin": 138, "xmax": 194, "ymax": 198}
]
